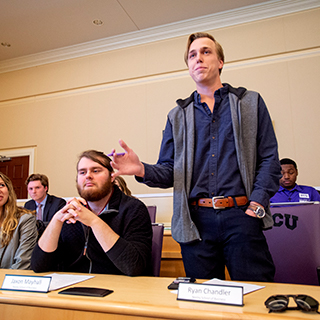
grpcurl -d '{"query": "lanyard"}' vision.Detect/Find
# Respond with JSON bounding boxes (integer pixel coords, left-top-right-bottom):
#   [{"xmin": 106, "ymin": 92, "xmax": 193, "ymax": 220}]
[{"xmin": 82, "ymin": 201, "xmax": 109, "ymax": 256}]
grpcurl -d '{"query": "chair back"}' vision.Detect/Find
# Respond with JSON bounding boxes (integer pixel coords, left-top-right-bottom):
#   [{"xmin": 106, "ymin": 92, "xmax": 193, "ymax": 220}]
[
  {"xmin": 147, "ymin": 205, "xmax": 157, "ymax": 223},
  {"xmin": 264, "ymin": 203, "xmax": 320, "ymax": 285},
  {"xmin": 151, "ymin": 223, "xmax": 164, "ymax": 276}
]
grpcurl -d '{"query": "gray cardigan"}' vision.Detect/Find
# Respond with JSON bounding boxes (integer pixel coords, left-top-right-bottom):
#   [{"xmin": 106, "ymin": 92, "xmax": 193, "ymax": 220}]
[
  {"xmin": 0, "ymin": 213, "xmax": 37, "ymax": 269},
  {"xmin": 169, "ymin": 87, "xmax": 275, "ymax": 243}
]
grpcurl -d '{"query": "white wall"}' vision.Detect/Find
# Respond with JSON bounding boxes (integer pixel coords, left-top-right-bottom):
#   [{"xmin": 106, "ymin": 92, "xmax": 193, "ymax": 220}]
[{"xmin": 2, "ymin": 7, "xmax": 320, "ymax": 224}]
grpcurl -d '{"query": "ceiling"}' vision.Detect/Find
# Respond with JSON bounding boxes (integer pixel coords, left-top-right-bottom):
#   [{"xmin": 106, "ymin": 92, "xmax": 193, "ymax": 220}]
[{"xmin": 0, "ymin": 0, "xmax": 271, "ymax": 62}]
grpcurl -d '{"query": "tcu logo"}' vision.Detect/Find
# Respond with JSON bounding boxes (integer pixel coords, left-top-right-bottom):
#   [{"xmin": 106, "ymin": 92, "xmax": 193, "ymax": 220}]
[{"xmin": 272, "ymin": 213, "xmax": 298, "ymax": 230}]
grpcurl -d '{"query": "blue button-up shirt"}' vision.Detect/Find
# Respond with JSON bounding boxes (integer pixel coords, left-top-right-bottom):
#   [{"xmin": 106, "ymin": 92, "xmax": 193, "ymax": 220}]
[
  {"xmin": 190, "ymin": 86, "xmax": 246, "ymax": 199},
  {"xmin": 37, "ymin": 195, "xmax": 48, "ymax": 214},
  {"xmin": 140, "ymin": 84, "xmax": 280, "ymax": 208}
]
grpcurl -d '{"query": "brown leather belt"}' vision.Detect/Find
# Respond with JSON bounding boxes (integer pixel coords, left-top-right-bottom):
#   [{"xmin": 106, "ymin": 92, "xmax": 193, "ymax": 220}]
[{"xmin": 191, "ymin": 196, "xmax": 248, "ymax": 209}]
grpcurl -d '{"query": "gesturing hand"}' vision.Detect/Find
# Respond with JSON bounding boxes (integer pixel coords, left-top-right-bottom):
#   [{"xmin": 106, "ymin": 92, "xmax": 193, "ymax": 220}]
[{"xmin": 109, "ymin": 139, "xmax": 145, "ymax": 178}]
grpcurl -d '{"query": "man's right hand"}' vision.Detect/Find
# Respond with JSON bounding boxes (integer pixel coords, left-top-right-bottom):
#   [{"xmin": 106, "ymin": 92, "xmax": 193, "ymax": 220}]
[{"xmin": 109, "ymin": 139, "xmax": 145, "ymax": 178}]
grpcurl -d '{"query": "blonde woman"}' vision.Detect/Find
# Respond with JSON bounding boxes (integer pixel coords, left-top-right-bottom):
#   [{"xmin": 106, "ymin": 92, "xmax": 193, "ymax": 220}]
[{"xmin": 0, "ymin": 173, "xmax": 37, "ymax": 269}]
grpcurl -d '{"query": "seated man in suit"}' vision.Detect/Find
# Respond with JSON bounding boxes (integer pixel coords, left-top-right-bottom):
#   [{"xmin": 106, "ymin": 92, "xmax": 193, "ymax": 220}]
[
  {"xmin": 24, "ymin": 173, "xmax": 66, "ymax": 235},
  {"xmin": 270, "ymin": 158, "xmax": 320, "ymax": 203},
  {"xmin": 31, "ymin": 150, "xmax": 152, "ymax": 276}
]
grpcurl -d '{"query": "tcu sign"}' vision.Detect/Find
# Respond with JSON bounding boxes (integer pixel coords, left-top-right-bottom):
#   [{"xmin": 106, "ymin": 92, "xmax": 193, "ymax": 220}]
[
  {"xmin": 272, "ymin": 213, "xmax": 298, "ymax": 230},
  {"xmin": 265, "ymin": 204, "xmax": 320, "ymax": 286}
]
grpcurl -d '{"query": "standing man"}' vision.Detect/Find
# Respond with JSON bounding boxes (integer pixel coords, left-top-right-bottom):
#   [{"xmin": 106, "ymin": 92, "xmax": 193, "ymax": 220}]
[
  {"xmin": 31, "ymin": 150, "xmax": 152, "ymax": 275},
  {"xmin": 24, "ymin": 174, "xmax": 66, "ymax": 227},
  {"xmin": 270, "ymin": 158, "xmax": 320, "ymax": 203},
  {"xmin": 110, "ymin": 32, "xmax": 281, "ymax": 281}
]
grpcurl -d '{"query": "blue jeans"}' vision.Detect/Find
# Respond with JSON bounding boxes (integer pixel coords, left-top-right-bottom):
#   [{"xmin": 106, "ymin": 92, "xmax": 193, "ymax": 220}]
[{"xmin": 180, "ymin": 205, "xmax": 275, "ymax": 281}]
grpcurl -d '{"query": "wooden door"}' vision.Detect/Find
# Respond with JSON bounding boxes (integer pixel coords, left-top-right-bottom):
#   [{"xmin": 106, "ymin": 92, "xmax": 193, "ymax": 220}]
[{"xmin": 0, "ymin": 156, "xmax": 29, "ymax": 199}]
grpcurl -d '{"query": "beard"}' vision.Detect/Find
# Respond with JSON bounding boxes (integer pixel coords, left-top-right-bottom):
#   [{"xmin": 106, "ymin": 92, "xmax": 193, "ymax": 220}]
[{"xmin": 77, "ymin": 180, "xmax": 113, "ymax": 202}]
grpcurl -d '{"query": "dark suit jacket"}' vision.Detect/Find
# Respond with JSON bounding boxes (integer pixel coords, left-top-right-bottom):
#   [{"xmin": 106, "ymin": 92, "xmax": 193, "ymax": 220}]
[{"xmin": 24, "ymin": 194, "xmax": 66, "ymax": 223}]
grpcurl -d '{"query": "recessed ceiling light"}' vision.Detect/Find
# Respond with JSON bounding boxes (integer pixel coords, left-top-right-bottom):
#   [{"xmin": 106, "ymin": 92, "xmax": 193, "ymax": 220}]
[
  {"xmin": 93, "ymin": 19, "xmax": 103, "ymax": 26},
  {"xmin": 1, "ymin": 42, "xmax": 11, "ymax": 47}
]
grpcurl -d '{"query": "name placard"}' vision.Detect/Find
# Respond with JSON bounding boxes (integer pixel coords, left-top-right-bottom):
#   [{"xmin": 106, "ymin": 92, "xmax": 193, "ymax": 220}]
[
  {"xmin": 1, "ymin": 274, "xmax": 52, "ymax": 293},
  {"xmin": 177, "ymin": 282, "xmax": 243, "ymax": 306}
]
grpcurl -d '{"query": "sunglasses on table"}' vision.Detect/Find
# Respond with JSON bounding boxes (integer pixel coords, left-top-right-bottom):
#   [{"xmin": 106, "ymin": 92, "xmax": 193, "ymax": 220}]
[{"xmin": 265, "ymin": 295, "xmax": 320, "ymax": 314}]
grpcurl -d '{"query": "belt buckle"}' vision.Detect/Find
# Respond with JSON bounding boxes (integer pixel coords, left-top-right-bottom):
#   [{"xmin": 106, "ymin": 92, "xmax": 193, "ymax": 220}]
[{"xmin": 212, "ymin": 196, "xmax": 225, "ymax": 209}]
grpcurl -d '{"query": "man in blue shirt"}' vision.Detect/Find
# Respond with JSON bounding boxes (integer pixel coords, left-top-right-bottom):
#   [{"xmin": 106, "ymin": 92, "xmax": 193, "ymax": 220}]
[
  {"xmin": 110, "ymin": 32, "xmax": 281, "ymax": 281},
  {"xmin": 270, "ymin": 158, "xmax": 320, "ymax": 203}
]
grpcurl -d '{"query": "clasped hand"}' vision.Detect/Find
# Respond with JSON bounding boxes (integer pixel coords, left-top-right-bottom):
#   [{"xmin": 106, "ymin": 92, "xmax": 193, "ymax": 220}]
[{"xmin": 55, "ymin": 197, "xmax": 96, "ymax": 226}]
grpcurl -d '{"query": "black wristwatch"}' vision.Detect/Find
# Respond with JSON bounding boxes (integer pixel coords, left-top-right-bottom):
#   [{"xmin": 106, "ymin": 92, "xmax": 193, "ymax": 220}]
[{"xmin": 248, "ymin": 205, "xmax": 265, "ymax": 218}]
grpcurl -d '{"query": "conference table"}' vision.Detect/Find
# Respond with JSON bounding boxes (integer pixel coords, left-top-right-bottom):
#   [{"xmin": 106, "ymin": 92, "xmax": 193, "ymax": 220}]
[{"xmin": 0, "ymin": 269, "xmax": 319, "ymax": 320}]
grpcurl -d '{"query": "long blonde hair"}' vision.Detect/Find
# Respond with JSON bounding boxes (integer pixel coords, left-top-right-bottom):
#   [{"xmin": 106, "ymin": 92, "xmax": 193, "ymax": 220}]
[
  {"xmin": 115, "ymin": 176, "xmax": 133, "ymax": 197},
  {"xmin": 0, "ymin": 172, "xmax": 33, "ymax": 247}
]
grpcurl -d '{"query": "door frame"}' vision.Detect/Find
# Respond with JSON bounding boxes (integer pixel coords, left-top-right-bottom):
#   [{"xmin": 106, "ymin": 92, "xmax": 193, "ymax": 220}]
[{"xmin": 0, "ymin": 147, "xmax": 35, "ymax": 201}]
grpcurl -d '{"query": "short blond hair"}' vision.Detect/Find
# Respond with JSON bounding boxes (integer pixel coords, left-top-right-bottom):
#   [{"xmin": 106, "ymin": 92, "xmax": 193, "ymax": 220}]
[{"xmin": 184, "ymin": 32, "xmax": 225, "ymax": 75}]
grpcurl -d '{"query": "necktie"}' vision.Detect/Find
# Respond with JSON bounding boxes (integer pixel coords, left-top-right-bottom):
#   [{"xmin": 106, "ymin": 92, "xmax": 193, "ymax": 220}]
[{"xmin": 37, "ymin": 204, "xmax": 43, "ymax": 220}]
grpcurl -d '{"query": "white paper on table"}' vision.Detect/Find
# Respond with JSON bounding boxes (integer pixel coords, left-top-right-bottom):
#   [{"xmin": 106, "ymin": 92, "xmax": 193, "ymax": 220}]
[
  {"xmin": 204, "ymin": 278, "xmax": 265, "ymax": 295},
  {"xmin": 170, "ymin": 278, "xmax": 264, "ymax": 295},
  {"xmin": 46, "ymin": 273, "xmax": 94, "ymax": 291}
]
